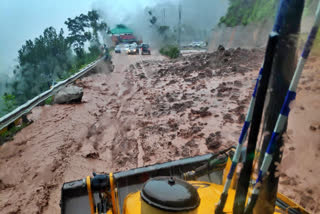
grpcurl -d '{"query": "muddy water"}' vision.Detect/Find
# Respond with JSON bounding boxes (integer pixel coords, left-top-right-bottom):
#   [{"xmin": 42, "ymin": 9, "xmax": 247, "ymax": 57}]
[{"xmin": 0, "ymin": 49, "xmax": 318, "ymax": 213}]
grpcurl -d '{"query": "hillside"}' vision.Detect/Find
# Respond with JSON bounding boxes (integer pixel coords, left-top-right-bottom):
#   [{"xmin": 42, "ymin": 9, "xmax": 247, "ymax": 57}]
[{"xmin": 219, "ymin": 0, "xmax": 318, "ymax": 27}]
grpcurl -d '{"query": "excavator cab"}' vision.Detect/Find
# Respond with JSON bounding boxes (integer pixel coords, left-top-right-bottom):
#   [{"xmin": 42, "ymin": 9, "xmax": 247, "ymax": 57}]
[
  {"xmin": 60, "ymin": 147, "xmax": 307, "ymax": 214},
  {"xmin": 60, "ymin": 149, "xmax": 232, "ymax": 214}
]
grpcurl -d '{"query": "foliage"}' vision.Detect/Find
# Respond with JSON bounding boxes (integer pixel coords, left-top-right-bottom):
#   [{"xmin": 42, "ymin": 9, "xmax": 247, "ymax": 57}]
[
  {"xmin": 1, "ymin": 93, "xmax": 17, "ymax": 113},
  {"xmin": 0, "ymin": 122, "xmax": 29, "ymax": 145},
  {"xmin": 65, "ymin": 10, "xmax": 107, "ymax": 57},
  {"xmin": 3, "ymin": 10, "xmax": 106, "ymax": 112},
  {"xmin": 219, "ymin": 0, "xmax": 317, "ymax": 27},
  {"xmin": 12, "ymin": 27, "xmax": 73, "ymax": 103},
  {"xmin": 160, "ymin": 46, "xmax": 180, "ymax": 59},
  {"xmin": 44, "ymin": 96, "xmax": 54, "ymax": 105},
  {"xmin": 158, "ymin": 26, "xmax": 170, "ymax": 35}
]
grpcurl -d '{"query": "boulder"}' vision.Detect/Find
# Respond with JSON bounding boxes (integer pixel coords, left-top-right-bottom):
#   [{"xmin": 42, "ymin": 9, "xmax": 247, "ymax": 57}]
[{"xmin": 54, "ymin": 85, "xmax": 83, "ymax": 104}]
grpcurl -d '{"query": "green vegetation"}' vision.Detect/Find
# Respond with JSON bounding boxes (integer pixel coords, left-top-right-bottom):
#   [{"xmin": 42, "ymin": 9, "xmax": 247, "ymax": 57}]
[
  {"xmin": 219, "ymin": 0, "xmax": 317, "ymax": 27},
  {"xmin": 0, "ymin": 122, "xmax": 29, "ymax": 145},
  {"xmin": 0, "ymin": 10, "xmax": 108, "ymax": 117},
  {"xmin": 160, "ymin": 46, "xmax": 180, "ymax": 59},
  {"xmin": 44, "ymin": 96, "xmax": 54, "ymax": 105},
  {"xmin": 1, "ymin": 93, "xmax": 17, "ymax": 113}
]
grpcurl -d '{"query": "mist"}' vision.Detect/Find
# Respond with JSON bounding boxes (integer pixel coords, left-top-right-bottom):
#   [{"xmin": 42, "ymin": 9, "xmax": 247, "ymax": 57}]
[
  {"xmin": 0, "ymin": 0, "xmax": 229, "ymax": 103},
  {"xmin": 94, "ymin": 0, "xmax": 229, "ymax": 47}
]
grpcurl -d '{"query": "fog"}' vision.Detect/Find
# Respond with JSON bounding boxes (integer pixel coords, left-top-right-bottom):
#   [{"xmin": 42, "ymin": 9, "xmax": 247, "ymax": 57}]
[
  {"xmin": 0, "ymin": 0, "xmax": 228, "ymax": 101},
  {"xmin": 94, "ymin": 0, "xmax": 229, "ymax": 47}
]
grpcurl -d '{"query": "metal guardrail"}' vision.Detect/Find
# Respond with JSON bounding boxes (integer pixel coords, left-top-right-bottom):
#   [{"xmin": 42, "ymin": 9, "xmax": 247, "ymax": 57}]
[{"xmin": 0, "ymin": 58, "xmax": 102, "ymax": 131}]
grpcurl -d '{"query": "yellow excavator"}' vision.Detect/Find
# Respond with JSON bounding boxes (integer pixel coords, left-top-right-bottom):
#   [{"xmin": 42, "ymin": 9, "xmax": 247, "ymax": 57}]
[
  {"xmin": 60, "ymin": 0, "xmax": 319, "ymax": 213},
  {"xmin": 60, "ymin": 148, "xmax": 307, "ymax": 214}
]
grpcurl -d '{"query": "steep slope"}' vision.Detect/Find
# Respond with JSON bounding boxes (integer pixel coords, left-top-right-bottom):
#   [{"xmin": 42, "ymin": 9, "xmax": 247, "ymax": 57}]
[{"xmin": 219, "ymin": 0, "xmax": 318, "ymax": 27}]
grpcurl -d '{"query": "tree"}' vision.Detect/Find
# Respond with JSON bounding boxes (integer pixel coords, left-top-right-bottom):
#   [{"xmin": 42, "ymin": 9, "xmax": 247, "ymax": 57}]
[
  {"xmin": 65, "ymin": 10, "xmax": 108, "ymax": 58},
  {"xmin": 5, "ymin": 10, "xmax": 108, "ymax": 107},
  {"xmin": 14, "ymin": 27, "xmax": 72, "ymax": 102},
  {"xmin": 65, "ymin": 14, "xmax": 92, "ymax": 58},
  {"xmin": 1, "ymin": 93, "xmax": 16, "ymax": 114},
  {"xmin": 88, "ymin": 10, "xmax": 108, "ymax": 43}
]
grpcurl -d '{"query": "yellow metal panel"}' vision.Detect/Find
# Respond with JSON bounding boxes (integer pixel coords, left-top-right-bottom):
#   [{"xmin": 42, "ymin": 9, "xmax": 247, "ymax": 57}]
[
  {"xmin": 222, "ymin": 157, "xmax": 232, "ymax": 185},
  {"xmin": 122, "ymin": 181, "xmax": 304, "ymax": 214},
  {"xmin": 123, "ymin": 181, "xmax": 237, "ymax": 214},
  {"xmin": 276, "ymin": 192, "xmax": 308, "ymax": 214},
  {"xmin": 110, "ymin": 173, "xmax": 119, "ymax": 214}
]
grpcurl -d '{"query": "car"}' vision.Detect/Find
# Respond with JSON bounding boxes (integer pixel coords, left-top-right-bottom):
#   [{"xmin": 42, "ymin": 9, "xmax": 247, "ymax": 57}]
[
  {"xmin": 141, "ymin": 44, "xmax": 151, "ymax": 55},
  {"xmin": 122, "ymin": 44, "xmax": 130, "ymax": 53},
  {"xmin": 115, "ymin": 45, "xmax": 121, "ymax": 53},
  {"xmin": 127, "ymin": 44, "xmax": 138, "ymax": 54},
  {"xmin": 189, "ymin": 41, "xmax": 206, "ymax": 48}
]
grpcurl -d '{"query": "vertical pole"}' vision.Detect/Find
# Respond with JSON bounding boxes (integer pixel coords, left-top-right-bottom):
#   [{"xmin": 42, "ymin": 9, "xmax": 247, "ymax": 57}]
[
  {"xmin": 253, "ymin": 0, "xmax": 304, "ymax": 213},
  {"xmin": 178, "ymin": 3, "xmax": 181, "ymax": 48},
  {"xmin": 163, "ymin": 8, "xmax": 166, "ymax": 26}
]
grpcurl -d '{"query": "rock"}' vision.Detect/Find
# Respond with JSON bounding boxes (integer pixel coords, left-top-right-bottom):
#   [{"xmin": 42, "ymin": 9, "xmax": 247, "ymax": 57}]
[
  {"xmin": 223, "ymin": 113, "xmax": 234, "ymax": 124},
  {"xmin": 306, "ymin": 188, "xmax": 313, "ymax": 195},
  {"xmin": 224, "ymin": 50, "xmax": 231, "ymax": 57},
  {"xmin": 0, "ymin": 179, "xmax": 13, "ymax": 191},
  {"xmin": 54, "ymin": 85, "xmax": 83, "ymax": 104},
  {"xmin": 191, "ymin": 107, "xmax": 212, "ymax": 117},
  {"xmin": 138, "ymin": 73, "xmax": 146, "ymax": 79},
  {"xmin": 309, "ymin": 125, "xmax": 317, "ymax": 131},
  {"xmin": 288, "ymin": 146, "xmax": 295, "ymax": 151},
  {"xmin": 234, "ymin": 80, "xmax": 242, "ymax": 87},
  {"xmin": 167, "ymin": 119, "xmax": 179, "ymax": 132},
  {"xmin": 171, "ymin": 101, "xmax": 194, "ymax": 113},
  {"xmin": 206, "ymin": 132, "xmax": 221, "ymax": 150},
  {"xmin": 185, "ymin": 139, "xmax": 197, "ymax": 148},
  {"xmin": 218, "ymin": 45, "xmax": 225, "ymax": 51},
  {"xmin": 85, "ymin": 152, "xmax": 99, "ymax": 159}
]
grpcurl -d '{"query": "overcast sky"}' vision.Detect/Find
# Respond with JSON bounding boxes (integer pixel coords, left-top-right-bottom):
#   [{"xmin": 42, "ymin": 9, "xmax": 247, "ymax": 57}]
[
  {"xmin": 0, "ymin": 0, "xmax": 168, "ymax": 74},
  {"xmin": 0, "ymin": 0, "xmax": 227, "ymax": 77}
]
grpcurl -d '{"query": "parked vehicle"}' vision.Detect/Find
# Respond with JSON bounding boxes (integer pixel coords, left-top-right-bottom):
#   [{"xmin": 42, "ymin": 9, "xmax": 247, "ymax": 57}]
[
  {"xmin": 141, "ymin": 44, "xmax": 151, "ymax": 55},
  {"xmin": 115, "ymin": 45, "xmax": 121, "ymax": 53},
  {"xmin": 188, "ymin": 41, "xmax": 206, "ymax": 48}
]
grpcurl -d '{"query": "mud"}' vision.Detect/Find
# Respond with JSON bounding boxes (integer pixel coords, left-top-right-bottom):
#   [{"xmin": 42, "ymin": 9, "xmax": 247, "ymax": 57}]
[
  {"xmin": 277, "ymin": 55, "xmax": 320, "ymax": 213},
  {"xmin": 0, "ymin": 48, "xmax": 318, "ymax": 213}
]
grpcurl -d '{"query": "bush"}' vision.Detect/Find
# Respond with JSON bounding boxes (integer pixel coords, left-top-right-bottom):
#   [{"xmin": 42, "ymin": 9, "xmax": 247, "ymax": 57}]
[
  {"xmin": 44, "ymin": 96, "xmax": 54, "ymax": 105},
  {"xmin": 0, "ymin": 122, "xmax": 29, "ymax": 145},
  {"xmin": 160, "ymin": 46, "xmax": 180, "ymax": 59}
]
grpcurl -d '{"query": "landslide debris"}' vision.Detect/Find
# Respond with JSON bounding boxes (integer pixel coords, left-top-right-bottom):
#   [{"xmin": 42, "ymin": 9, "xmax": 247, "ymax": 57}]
[{"xmin": 0, "ymin": 48, "xmax": 265, "ymax": 213}]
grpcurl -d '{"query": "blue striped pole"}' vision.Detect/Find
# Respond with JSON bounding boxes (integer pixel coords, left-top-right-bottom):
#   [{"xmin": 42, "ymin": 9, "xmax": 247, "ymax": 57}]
[
  {"xmin": 215, "ymin": 32, "xmax": 279, "ymax": 213},
  {"xmin": 214, "ymin": 68, "xmax": 261, "ymax": 212},
  {"xmin": 245, "ymin": 2, "xmax": 320, "ymax": 212}
]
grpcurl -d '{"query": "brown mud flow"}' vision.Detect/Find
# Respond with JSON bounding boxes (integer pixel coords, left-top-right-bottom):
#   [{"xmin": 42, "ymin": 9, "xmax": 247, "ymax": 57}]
[{"xmin": 0, "ymin": 49, "xmax": 319, "ymax": 213}]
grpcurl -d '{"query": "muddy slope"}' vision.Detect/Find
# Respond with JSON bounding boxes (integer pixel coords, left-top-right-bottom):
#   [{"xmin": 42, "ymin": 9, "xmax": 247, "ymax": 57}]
[
  {"xmin": 0, "ymin": 48, "xmax": 319, "ymax": 213},
  {"xmin": 0, "ymin": 49, "xmax": 262, "ymax": 213}
]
